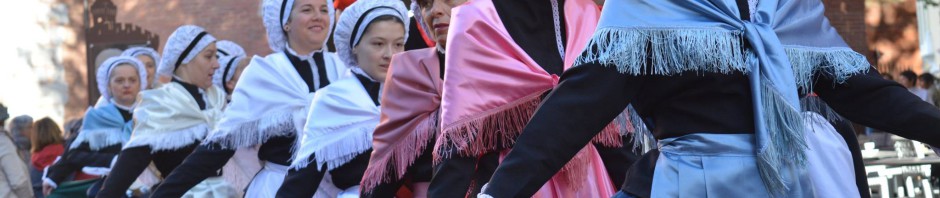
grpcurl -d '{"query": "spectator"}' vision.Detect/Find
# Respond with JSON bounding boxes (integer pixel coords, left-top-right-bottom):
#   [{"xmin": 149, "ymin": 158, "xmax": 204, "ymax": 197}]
[
  {"xmin": 0, "ymin": 103, "xmax": 34, "ymax": 198},
  {"xmin": 900, "ymin": 70, "xmax": 929, "ymax": 101},
  {"xmin": 61, "ymin": 118, "xmax": 83, "ymax": 150},
  {"xmin": 10, "ymin": 115, "xmax": 34, "ymax": 163},
  {"xmin": 30, "ymin": 118, "xmax": 65, "ymax": 198},
  {"xmin": 919, "ymin": 73, "xmax": 938, "ymax": 106},
  {"xmin": 882, "ymin": 72, "xmax": 894, "ymax": 81}
]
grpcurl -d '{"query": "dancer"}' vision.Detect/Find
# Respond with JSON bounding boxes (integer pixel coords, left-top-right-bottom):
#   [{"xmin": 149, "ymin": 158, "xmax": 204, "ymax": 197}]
[{"xmin": 149, "ymin": 0, "xmax": 348, "ymax": 197}]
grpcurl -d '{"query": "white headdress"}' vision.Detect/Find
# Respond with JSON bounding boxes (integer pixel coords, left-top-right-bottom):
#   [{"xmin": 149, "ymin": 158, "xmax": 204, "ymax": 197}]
[
  {"xmin": 262, "ymin": 0, "xmax": 336, "ymax": 52},
  {"xmin": 333, "ymin": 0, "xmax": 409, "ymax": 69},
  {"xmin": 215, "ymin": 40, "xmax": 246, "ymax": 58},
  {"xmin": 157, "ymin": 25, "xmax": 217, "ymax": 78},
  {"xmin": 97, "ymin": 56, "xmax": 148, "ymax": 100},
  {"xmin": 121, "ymin": 46, "xmax": 161, "ymax": 64},
  {"xmin": 213, "ymin": 55, "xmax": 246, "ymax": 93}
]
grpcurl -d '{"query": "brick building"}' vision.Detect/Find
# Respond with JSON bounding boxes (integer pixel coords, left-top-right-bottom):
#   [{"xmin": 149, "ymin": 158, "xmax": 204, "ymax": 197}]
[{"xmin": 0, "ymin": 0, "xmax": 916, "ymax": 124}]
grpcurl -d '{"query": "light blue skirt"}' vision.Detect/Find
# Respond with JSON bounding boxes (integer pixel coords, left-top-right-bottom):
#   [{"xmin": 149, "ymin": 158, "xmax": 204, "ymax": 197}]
[{"xmin": 650, "ymin": 133, "xmax": 815, "ymax": 197}]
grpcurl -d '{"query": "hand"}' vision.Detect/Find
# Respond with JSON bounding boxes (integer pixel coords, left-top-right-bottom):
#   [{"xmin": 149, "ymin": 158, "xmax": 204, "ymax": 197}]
[{"xmin": 42, "ymin": 183, "xmax": 54, "ymax": 196}]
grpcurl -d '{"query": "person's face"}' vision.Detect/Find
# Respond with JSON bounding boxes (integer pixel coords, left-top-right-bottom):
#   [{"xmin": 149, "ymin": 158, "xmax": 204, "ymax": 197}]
[
  {"xmin": 916, "ymin": 78, "xmax": 930, "ymax": 89},
  {"xmin": 176, "ymin": 43, "xmax": 220, "ymax": 89},
  {"xmin": 419, "ymin": 0, "xmax": 467, "ymax": 49},
  {"xmin": 225, "ymin": 60, "xmax": 250, "ymax": 94},
  {"xmin": 20, "ymin": 124, "xmax": 33, "ymax": 140},
  {"xmin": 109, "ymin": 64, "xmax": 142, "ymax": 106},
  {"xmin": 285, "ymin": 0, "xmax": 331, "ymax": 52},
  {"xmin": 353, "ymin": 20, "xmax": 405, "ymax": 83},
  {"xmin": 899, "ymin": 76, "xmax": 914, "ymax": 88},
  {"xmin": 136, "ymin": 55, "xmax": 156, "ymax": 88}
]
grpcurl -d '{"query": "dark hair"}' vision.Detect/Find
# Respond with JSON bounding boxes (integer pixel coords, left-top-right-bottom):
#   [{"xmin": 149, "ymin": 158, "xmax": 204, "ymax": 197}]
[
  {"xmin": 881, "ymin": 72, "xmax": 894, "ymax": 81},
  {"xmin": 31, "ymin": 117, "xmax": 63, "ymax": 153},
  {"xmin": 920, "ymin": 73, "xmax": 936, "ymax": 87},
  {"xmin": 901, "ymin": 70, "xmax": 918, "ymax": 85},
  {"xmin": 0, "ymin": 103, "xmax": 7, "ymax": 127},
  {"xmin": 357, "ymin": 15, "xmax": 405, "ymax": 46}
]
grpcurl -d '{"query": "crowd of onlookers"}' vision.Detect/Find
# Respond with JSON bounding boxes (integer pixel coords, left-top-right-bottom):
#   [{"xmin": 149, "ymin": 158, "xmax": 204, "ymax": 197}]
[
  {"xmin": 0, "ymin": 103, "xmax": 87, "ymax": 198},
  {"xmin": 883, "ymin": 70, "xmax": 939, "ymax": 107}
]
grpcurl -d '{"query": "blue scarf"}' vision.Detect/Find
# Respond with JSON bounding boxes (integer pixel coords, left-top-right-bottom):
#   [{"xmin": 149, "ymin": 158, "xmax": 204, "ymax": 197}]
[
  {"xmin": 575, "ymin": 0, "xmax": 869, "ymax": 195},
  {"xmin": 71, "ymin": 99, "xmax": 133, "ymax": 150}
]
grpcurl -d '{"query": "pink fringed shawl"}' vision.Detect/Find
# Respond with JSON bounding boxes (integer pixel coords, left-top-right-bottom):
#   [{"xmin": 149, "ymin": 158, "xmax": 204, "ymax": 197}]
[
  {"xmin": 434, "ymin": 0, "xmax": 618, "ymax": 194},
  {"xmin": 434, "ymin": 0, "xmax": 620, "ymax": 162},
  {"xmin": 362, "ymin": 48, "xmax": 443, "ymax": 191}
]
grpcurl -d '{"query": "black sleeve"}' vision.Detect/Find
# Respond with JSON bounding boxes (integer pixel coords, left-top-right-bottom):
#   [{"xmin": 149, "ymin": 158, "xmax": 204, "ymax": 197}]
[
  {"xmin": 482, "ymin": 63, "xmax": 641, "ymax": 197},
  {"xmin": 64, "ymin": 144, "xmax": 119, "ymax": 167},
  {"xmin": 96, "ymin": 146, "xmax": 154, "ymax": 198},
  {"xmin": 814, "ymin": 68, "xmax": 940, "ymax": 147},
  {"xmin": 46, "ymin": 143, "xmax": 118, "ymax": 184},
  {"xmin": 276, "ymin": 157, "xmax": 326, "ymax": 198},
  {"xmin": 148, "ymin": 143, "xmax": 235, "ymax": 198}
]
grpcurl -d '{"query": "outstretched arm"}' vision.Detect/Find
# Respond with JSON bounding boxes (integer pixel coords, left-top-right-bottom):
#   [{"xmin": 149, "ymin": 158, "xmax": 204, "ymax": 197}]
[
  {"xmin": 483, "ymin": 63, "xmax": 642, "ymax": 197},
  {"xmin": 814, "ymin": 68, "xmax": 940, "ymax": 147}
]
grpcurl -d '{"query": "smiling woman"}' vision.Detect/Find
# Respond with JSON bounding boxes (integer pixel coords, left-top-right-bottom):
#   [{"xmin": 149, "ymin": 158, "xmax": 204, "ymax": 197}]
[{"xmin": 276, "ymin": 0, "xmax": 408, "ymax": 197}]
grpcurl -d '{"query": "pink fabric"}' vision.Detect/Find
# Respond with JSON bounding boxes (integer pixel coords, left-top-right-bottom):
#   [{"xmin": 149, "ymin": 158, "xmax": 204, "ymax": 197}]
[
  {"xmin": 435, "ymin": 0, "xmax": 615, "ymax": 195},
  {"xmin": 363, "ymin": 48, "xmax": 442, "ymax": 191},
  {"xmin": 497, "ymin": 147, "xmax": 617, "ymax": 198},
  {"xmin": 435, "ymin": 0, "xmax": 607, "ymax": 159},
  {"xmin": 222, "ymin": 146, "xmax": 262, "ymax": 197}
]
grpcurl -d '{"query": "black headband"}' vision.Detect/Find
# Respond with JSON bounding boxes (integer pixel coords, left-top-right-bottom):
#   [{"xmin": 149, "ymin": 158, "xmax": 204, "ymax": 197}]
[
  {"xmin": 174, "ymin": 31, "xmax": 208, "ymax": 71},
  {"xmin": 221, "ymin": 56, "xmax": 240, "ymax": 94},
  {"xmin": 280, "ymin": 0, "xmax": 290, "ymax": 32},
  {"xmin": 349, "ymin": 6, "xmax": 400, "ymax": 48}
]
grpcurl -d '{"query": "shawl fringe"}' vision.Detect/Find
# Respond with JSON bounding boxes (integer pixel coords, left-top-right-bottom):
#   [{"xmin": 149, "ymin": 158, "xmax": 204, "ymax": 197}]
[
  {"xmin": 361, "ymin": 109, "xmax": 440, "ymax": 192},
  {"xmin": 204, "ymin": 109, "xmax": 305, "ymax": 149},
  {"xmin": 756, "ymin": 81, "xmax": 808, "ymax": 196},
  {"xmin": 434, "ymin": 91, "xmax": 546, "ymax": 161},
  {"xmin": 799, "ymin": 96, "xmax": 844, "ymax": 123},
  {"xmin": 784, "ymin": 46, "xmax": 870, "ymax": 93},
  {"xmin": 574, "ymin": 27, "xmax": 749, "ymax": 76},
  {"xmin": 124, "ymin": 124, "xmax": 209, "ymax": 153},
  {"xmin": 70, "ymin": 129, "xmax": 126, "ymax": 150},
  {"xmin": 291, "ymin": 125, "xmax": 375, "ymax": 171},
  {"xmin": 620, "ymin": 105, "xmax": 656, "ymax": 153}
]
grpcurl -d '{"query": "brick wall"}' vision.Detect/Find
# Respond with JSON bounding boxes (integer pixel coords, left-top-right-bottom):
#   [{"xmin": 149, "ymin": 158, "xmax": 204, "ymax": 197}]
[
  {"xmin": 865, "ymin": 0, "xmax": 924, "ymax": 74},
  {"xmin": 824, "ymin": 0, "xmax": 875, "ymax": 64},
  {"xmin": 113, "ymin": 0, "xmax": 271, "ymax": 57}
]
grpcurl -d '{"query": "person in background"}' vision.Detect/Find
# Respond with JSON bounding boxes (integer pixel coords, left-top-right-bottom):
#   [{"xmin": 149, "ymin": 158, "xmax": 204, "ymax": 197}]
[
  {"xmin": 0, "ymin": 103, "xmax": 33, "ymax": 198},
  {"xmin": 213, "ymin": 40, "xmax": 250, "ymax": 101},
  {"xmin": 61, "ymin": 118, "xmax": 83, "ymax": 150},
  {"xmin": 900, "ymin": 70, "xmax": 928, "ymax": 101},
  {"xmin": 122, "ymin": 47, "xmax": 161, "ymax": 89},
  {"xmin": 918, "ymin": 73, "xmax": 937, "ymax": 105},
  {"xmin": 882, "ymin": 72, "xmax": 894, "ymax": 81},
  {"xmin": 30, "ymin": 117, "xmax": 65, "ymax": 198},
  {"xmin": 96, "ymin": 25, "xmax": 233, "ymax": 198},
  {"xmin": 10, "ymin": 115, "xmax": 34, "ymax": 163}
]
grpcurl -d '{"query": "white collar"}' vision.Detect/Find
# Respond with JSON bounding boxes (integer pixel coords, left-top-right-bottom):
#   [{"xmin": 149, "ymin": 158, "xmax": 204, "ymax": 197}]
[
  {"xmin": 285, "ymin": 44, "xmax": 323, "ymax": 61},
  {"xmin": 110, "ymin": 99, "xmax": 135, "ymax": 111}
]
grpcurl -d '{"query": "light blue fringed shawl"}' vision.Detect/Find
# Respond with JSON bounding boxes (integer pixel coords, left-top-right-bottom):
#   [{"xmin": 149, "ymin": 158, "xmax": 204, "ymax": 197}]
[
  {"xmin": 575, "ymin": 0, "xmax": 869, "ymax": 196},
  {"xmin": 70, "ymin": 98, "xmax": 133, "ymax": 151}
]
